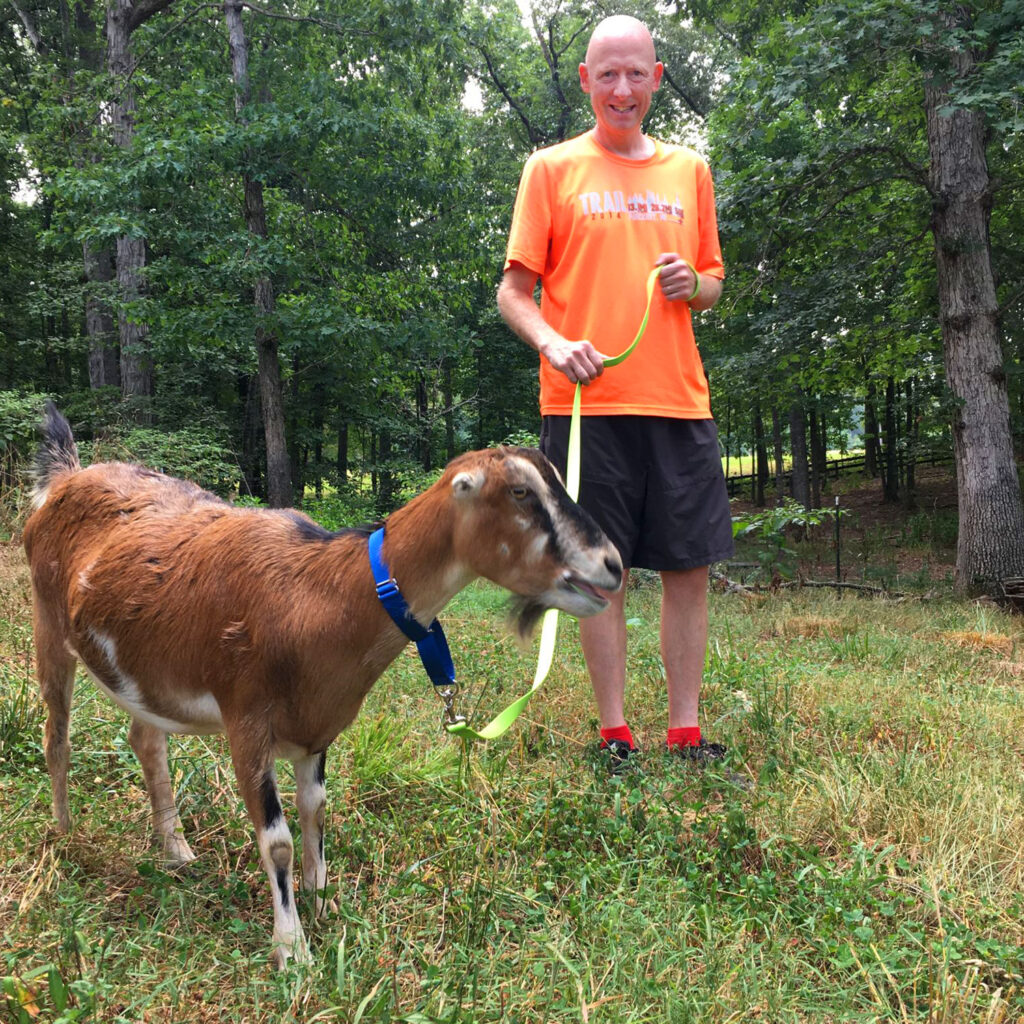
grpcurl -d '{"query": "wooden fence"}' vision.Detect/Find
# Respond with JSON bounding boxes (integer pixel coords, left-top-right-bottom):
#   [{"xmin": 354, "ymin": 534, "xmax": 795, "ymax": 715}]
[{"xmin": 725, "ymin": 447, "xmax": 954, "ymax": 500}]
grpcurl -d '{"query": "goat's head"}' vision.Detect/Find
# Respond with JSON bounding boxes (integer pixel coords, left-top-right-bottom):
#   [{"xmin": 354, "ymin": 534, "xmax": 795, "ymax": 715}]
[{"xmin": 445, "ymin": 446, "xmax": 623, "ymax": 637}]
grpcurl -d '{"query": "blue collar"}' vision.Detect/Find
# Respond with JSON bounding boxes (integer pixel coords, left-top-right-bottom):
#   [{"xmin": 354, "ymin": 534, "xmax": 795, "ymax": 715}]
[{"xmin": 368, "ymin": 526, "xmax": 455, "ymax": 692}]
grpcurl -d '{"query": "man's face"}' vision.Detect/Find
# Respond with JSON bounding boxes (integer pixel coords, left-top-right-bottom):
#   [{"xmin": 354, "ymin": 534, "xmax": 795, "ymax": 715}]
[{"xmin": 579, "ymin": 29, "xmax": 663, "ymax": 142}]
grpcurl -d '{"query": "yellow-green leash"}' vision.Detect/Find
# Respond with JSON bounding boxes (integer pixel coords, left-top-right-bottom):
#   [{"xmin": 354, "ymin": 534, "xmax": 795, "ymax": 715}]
[{"xmin": 446, "ymin": 266, "xmax": 663, "ymax": 741}]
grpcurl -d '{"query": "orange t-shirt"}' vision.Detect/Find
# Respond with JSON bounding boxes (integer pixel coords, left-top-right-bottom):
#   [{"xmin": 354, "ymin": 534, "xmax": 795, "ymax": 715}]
[{"xmin": 504, "ymin": 131, "xmax": 725, "ymax": 418}]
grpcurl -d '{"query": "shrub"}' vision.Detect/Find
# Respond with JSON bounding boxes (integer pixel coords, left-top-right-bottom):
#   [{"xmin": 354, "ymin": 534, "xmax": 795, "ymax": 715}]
[{"xmin": 79, "ymin": 426, "xmax": 241, "ymax": 497}]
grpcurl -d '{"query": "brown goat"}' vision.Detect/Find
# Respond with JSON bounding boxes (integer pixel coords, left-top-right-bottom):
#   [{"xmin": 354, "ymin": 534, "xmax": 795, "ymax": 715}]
[{"xmin": 23, "ymin": 404, "xmax": 622, "ymax": 968}]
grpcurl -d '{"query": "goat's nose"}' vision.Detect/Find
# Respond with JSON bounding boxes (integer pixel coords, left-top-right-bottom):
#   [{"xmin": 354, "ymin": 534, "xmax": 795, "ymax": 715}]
[{"xmin": 605, "ymin": 555, "xmax": 622, "ymax": 578}]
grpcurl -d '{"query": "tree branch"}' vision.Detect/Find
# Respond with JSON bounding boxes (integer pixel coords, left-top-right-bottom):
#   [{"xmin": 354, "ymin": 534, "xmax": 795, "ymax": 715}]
[
  {"xmin": 660, "ymin": 64, "xmax": 706, "ymax": 119},
  {"xmin": 128, "ymin": 0, "xmax": 179, "ymax": 34},
  {"xmin": 10, "ymin": 0, "xmax": 49, "ymax": 53},
  {"xmin": 224, "ymin": 0, "xmax": 372, "ymax": 33},
  {"xmin": 473, "ymin": 40, "xmax": 541, "ymax": 147}
]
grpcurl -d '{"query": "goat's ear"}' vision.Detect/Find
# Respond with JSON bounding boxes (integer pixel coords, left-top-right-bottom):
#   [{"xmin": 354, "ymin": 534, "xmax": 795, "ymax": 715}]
[{"xmin": 452, "ymin": 469, "xmax": 484, "ymax": 499}]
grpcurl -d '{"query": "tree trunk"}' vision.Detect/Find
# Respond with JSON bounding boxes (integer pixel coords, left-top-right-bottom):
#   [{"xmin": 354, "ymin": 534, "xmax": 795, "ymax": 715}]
[
  {"xmin": 753, "ymin": 398, "xmax": 767, "ymax": 507},
  {"xmin": 809, "ymin": 407, "xmax": 822, "ymax": 509},
  {"xmin": 416, "ymin": 373, "xmax": 430, "ymax": 472},
  {"xmin": 882, "ymin": 376, "xmax": 899, "ymax": 503},
  {"xmin": 312, "ymin": 378, "xmax": 325, "ymax": 500},
  {"xmin": 442, "ymin": 363, "xmax": 456, "ymax": 462},
  {"xmin": 225, "ymin": 0, "xmax": 292, "ymax": 507},
  {"xmin": 288, "ymin": 353, "xmax": 303, "ymax": 505},
  {"xmin": 239, "ymin": 372, "xmax": 263, "ymax": 498},
  {"xmin": 337, "ymin": 421, "xmax": 348, "ymax": 483},
  {"xmin": 74, "ymin": 1, "xmax": 121, "ymax": 390},
  {"xmin": 864, "ymin": 382, "xmax": 880, "ymax": 479},
  {"xmin": 723, "ymin": 401, "xmax": 731, "ymax": 481},
  {"xmin": 903, "ymin": 378, "xmax": 917, "ymax": 507},
  {"xmin": 253, "ymin": 219, "xmax": 291, "ymax": 508},
  {"xmin": 924, "ymin": 11, "xmax": 1024, "ymax": 590},
  {"xmin": 376, "ymin": 426, "xmax": 395, "ymax": 516},
  {"xmin": 771, "ymin": 406, "xmax": 784, "ymax": 503},
  {"xmin": 788, "ymin": 401, "xmax": 810, "ymax": 508},
  {"xmin": 84, "ymin": 243, "xmax": 119, "ymax": 389},
  {"xmin": 107, "ymin": 0, "xmax": 162, "ymax": 420}
]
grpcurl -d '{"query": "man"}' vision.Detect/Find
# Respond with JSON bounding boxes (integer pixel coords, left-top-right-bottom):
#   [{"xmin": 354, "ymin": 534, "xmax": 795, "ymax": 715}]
[{"xmin": 497, "ymin": 14, "xmax": 733, "ymax": 769}]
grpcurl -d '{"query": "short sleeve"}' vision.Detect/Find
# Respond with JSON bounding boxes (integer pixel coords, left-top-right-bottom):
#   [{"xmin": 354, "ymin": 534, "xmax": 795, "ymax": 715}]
[{"xmin": 504, "ymin": 151, "xmax": 554, "ymax": 276}]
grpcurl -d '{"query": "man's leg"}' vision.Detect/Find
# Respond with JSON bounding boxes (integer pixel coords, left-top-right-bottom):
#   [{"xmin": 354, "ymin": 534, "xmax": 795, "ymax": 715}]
[
  {"xmin": 578, "ymin": 568, "xmax": 631, "ymax": 729},
  {"xmin": 661, "ymin": 566, "xmax": 710, "ymax": 730}
]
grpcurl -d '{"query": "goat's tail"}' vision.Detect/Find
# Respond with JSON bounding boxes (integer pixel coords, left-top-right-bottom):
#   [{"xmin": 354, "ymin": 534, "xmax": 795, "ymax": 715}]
[{"xmin": 30, "ymin": 402, "xmax": 80, "ymax": 510}]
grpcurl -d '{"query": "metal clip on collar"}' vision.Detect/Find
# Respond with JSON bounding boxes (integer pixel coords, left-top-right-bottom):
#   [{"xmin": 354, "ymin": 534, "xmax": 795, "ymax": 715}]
[{"xmin": 436, "ymin": 685, "xmax": 465, "ymax": 727}]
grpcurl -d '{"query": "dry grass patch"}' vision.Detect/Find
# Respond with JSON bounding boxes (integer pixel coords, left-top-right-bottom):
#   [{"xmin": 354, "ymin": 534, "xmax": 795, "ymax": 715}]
[
  {"xmin": 780, "ymin": 615, "xmax": 848, "ymax": 639},
  {"xmin": 939, "ymin": 629, "xmax": 1017, "ymax": 658}
]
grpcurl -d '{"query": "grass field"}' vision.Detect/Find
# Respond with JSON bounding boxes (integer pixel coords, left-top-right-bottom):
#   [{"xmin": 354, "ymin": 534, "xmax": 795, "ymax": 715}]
[{"xmin": 2, "ymin": 536, "xmax": 1023, "ymax": 1022}]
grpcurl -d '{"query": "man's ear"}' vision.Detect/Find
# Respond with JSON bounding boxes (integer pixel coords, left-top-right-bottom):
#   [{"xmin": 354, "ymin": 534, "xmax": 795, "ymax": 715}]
[
  {"xmin": 579, "ymin": 62, "xmax": 590, "ymax": 93},
  {"xmin": 652, "ymin": 61, "xmax": 664, "ymax": 91}
]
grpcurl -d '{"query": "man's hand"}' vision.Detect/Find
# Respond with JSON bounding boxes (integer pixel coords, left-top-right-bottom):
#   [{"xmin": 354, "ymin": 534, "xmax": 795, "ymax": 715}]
[
  {"xmin": 654, "ymin": 253, "xmax": 698, "ymax": 302},
  {"xmin": 498, "ymin": 263, "xmax": 609, "ymax": 384},
  {"xmin": 538, "ymin": 336, "xmax": 606, "ymax": 385}
]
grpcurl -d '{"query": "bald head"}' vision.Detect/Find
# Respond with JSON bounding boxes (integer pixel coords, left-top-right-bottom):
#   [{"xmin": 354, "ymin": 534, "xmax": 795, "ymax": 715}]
[
  {"xmin": 579, "ymin": 14, "xmax": 662, "ymax": 156},
  {"xmin": 585, "ymin": 15, "xmax": 656, "ymax": 66}
]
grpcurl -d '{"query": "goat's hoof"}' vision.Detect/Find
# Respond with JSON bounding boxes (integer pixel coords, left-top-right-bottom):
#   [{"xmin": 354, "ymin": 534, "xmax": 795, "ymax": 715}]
[
  {"xmin": 317, "ymin": 897, "xmax": 339, "ymax": 919},
  {"xmin": 161, "ymin": 837, "xmax": 197, "ymax": 869},
  {"xmin": 271, "ymin": 939, "xmax": 312, "ymax": 971}
]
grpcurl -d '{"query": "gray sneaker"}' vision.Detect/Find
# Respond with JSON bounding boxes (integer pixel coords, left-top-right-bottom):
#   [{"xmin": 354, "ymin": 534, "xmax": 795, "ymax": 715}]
[
  {"xmin": 668, "ymin": 738, "xmax": 728, "ymax": 763},
  {"xmin": 599, "ymin": 738, "xmax": 639, "ymax": 774}
]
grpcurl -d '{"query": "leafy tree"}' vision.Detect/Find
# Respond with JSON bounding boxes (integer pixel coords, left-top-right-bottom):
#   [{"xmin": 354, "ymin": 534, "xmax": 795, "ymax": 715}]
[{"xmin": 702, "ymin": 0, "xmax": 1024, "ymax": 590}]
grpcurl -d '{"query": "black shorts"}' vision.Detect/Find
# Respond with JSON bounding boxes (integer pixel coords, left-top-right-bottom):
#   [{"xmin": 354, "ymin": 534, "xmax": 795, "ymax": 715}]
[{"xmin": 540, "ymin": 416, "xmax": 735, "ymax": 572}]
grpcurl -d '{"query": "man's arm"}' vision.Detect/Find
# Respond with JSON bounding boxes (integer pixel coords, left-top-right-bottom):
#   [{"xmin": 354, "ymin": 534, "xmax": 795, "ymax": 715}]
[{"xmin": 496, "ymin": 264, "xmax": 607, "ymax": 384}]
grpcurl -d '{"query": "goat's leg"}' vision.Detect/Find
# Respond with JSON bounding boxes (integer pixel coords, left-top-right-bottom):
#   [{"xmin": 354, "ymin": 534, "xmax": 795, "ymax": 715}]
[
  {"xmin": 229, "ymin": 735, "xmax": 308, "ymax": 969},
  {"xmin": 294, "ymin": 750, "xmax": 336, "ymax": 918},
  {"xmin": 127, "ymin": 719, "xmax": 196, "ymax": 867},
  {"xmin": 36, "ymin": 627, "xmax": 76, "ymax": 833}
]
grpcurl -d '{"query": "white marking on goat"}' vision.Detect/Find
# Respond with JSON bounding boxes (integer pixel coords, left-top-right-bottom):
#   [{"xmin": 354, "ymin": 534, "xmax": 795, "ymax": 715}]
[
  {"xmin": 295, "ymin": 754, "xmax": 331, "ymax": 917},
  {"xmin": 526, "ymin": 533, "xmax": 549, "ymax": 564},
  {"xmin": 257, "ymin": 816, "xmax": 308, "ymax": 966},
  {"xmin": 85, "ymin": 629, "xmax": 223, "ymax": 734},
  {"xmin": 77, "ymin": 560, "xmax": 95, "ymax": 592}
]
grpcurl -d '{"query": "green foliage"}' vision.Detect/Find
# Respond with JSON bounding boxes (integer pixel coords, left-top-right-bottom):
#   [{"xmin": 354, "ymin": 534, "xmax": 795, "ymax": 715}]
[
  {"xmin": 0, "ymin": 390, "xmax": 47, "ymax": 467},
  {"xmin": 699, "ymin": 0, "xmax": 1024, "ymax": 546},
  {"xmin": 491, "ymin": 428, "xmax": 541, "ymax": 449},
  {"xmin": 732, "ymin": 498, "xmax": 839, "ymax": 581},
  {"xmin": 79, "ymin": 426, "xmax": 240, "ymax": 497},
  {"xmin": 904, "ymin": 508, "xmax": 959, "ymax": 550},
  {"xmin": 302, "ymin": 490, "xmax": 377, "ymax": 531}
]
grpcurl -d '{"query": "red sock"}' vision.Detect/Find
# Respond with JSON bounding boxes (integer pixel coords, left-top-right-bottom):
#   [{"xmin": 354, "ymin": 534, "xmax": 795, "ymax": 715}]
[
  {"xmin": 600, "ymin": 724, "xmax": 635, "ymax": 750},
  {"xmin": 667, "ymin": 726, "xmax": 701, "ymax": 750}
]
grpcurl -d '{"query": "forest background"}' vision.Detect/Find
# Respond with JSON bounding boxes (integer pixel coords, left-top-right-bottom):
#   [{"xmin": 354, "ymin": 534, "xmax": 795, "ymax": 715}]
[
  {"xmin": 3, "ymin": 3, "xmax": 1024, "ymax": 1020},
  {"xmin": 1, "ymin": 0, "xmax": 1023, "ymax": 589}
]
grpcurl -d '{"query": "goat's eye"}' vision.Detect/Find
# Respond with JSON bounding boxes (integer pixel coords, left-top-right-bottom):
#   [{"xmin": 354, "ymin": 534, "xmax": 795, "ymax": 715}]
[{"xmin": 510, "ymin": 485, "xmax": 529, "ymax": 500}]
